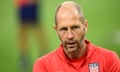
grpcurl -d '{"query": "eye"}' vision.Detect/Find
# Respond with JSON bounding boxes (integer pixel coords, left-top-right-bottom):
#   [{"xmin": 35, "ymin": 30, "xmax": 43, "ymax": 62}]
[{"xmin": 71, "ymin": 25, "xmax": 80, "ymax": 30}]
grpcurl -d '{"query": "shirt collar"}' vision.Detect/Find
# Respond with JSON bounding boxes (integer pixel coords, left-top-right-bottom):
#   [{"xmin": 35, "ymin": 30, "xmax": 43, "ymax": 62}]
[{"xmin": 56, "ymin": 40, "xmax": 96, "ymax": 63}]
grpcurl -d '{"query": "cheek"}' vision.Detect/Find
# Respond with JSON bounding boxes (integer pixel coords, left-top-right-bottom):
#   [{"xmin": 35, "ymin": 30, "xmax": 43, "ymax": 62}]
[
  {"xmin": 74, "ymin": 29, "xmax": 85, "ymax": 39},
  {"xmin": 58, "ymin": 32, "xmax": 66, "ymax": 42}
]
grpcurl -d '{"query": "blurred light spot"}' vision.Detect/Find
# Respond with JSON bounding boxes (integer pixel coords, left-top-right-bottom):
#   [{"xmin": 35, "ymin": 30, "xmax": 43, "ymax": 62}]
[{"xmin": 112, "ymin": 30, "xmax": 120, "ymax": 45}]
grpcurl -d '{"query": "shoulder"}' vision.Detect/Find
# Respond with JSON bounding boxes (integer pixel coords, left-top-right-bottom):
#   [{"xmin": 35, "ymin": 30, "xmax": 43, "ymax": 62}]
[
  {"xmin": 36, "ymin": 50, "xmax": 57, "ymax": 64},
  {"xmin": 97, "ymin": 46, "xmax": 118, "ymax": 59},
  {"xmin": 89, "ymin": 42, "xmax": 119, "ymax": 62},
  {"xmin": 33, "ymin": 50, "xmax": 57, "ymax": 72},
  {"xmin": 37, "ymin": 51, "xmax": 56, "ymax": 61},
  {"xmin": 86, "ymin": 40, "xmax": 118, "ymax": 58},
  {"xmin": 93, "ymin": 44, "xmax": 120, "ymax": 70},
  {"xmin": 100, "ymin": 48, "xmax": 120, "ymax": 64},
  {"xmin": 92, "ymin": 43, "xmax": 118, "ymax": 58},
  {"xmin": 86, "ymin": 40, "xmax": 119, "ymax": 61},
  {"xmin": 91, "ymin": 44, "xmax": 120, "ymax": 71}
]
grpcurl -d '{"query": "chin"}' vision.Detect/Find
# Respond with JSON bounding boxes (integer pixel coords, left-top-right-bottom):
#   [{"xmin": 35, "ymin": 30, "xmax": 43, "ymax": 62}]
[{"xmin": 67, "ymin": 47, "xmax": 78, "ymax": 53}]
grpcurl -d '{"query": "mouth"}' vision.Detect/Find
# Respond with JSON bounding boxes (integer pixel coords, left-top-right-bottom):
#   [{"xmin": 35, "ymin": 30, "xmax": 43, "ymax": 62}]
[{"xmin": 66, "ymin": 42, "xmax": 77, "ymax": 48}]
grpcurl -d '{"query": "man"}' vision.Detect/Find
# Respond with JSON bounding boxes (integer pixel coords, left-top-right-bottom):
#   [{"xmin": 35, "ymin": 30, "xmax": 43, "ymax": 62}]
[
  {"xmin": 33, "ymin": 1, "xmax": 120, "ymax": 72},
  {"xmin": 16, "ymin": 0, "xmax": 49, "ymax": 72},
  {"xmin": 17, "ymin": 0, "xmax": 48, "ymax": 53}
]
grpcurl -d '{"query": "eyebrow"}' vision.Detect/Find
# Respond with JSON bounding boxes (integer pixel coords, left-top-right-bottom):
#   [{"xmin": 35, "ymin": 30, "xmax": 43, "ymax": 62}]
[
  {"xmin": 71, "ymin": 25, "xmax": 80, "ymax": 29},
  {"xmin": 59, "ymin": 27, "xmax": 67, "ymax": 31}
]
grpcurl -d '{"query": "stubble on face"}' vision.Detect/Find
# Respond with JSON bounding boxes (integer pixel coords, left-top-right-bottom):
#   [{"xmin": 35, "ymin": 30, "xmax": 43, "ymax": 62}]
[
  {"xmin": 62, "ymin": 33, "xmax": 85, "ymax": 58},
  {"xmin": 55, "ymin": 2, "xmax": 87, "ymax": 59}
]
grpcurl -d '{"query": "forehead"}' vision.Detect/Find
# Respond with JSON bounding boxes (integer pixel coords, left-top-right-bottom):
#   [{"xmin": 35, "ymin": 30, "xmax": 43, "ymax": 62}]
[
  {"xmin": 57, "ymin": 5, "xmax": 79, "ymax": 19},
  {"xmin": 57, "ymin": 20, "xmax": 82, "ymax": 29},
  {"xmin": 56, "ymin": 3, "xmax": 83, "ymax": 25},
  {"xmin": 58, "ymin": 16, "xmax": 81, "ymax": 24},
  {"xmin": 56, "ymin": 9, "xmax": 82, "ymax": 26}
]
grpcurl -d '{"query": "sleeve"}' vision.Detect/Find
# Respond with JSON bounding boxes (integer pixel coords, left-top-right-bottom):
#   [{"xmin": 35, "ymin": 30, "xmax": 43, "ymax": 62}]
[
  {"xmin": 104, "ymin": 51, "xmax": 120, "ymax": 72},
  {"xmin": 33, "ymin": 59, "xmax": 47, "ymax": 72}
]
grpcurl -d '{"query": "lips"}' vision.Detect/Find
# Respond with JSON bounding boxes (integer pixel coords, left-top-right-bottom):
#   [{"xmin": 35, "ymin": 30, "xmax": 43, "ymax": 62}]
[
  {"xmin": 66, "ymin": 42, "xmax": 77, "ymax": 48},
  {"xmin": 67, "ymin": 42, "xmax": 76, "ymax": 45}
]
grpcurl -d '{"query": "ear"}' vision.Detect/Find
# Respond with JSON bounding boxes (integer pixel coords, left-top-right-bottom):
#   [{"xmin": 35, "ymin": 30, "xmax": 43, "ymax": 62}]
[
  {"xmin": 54, "ymin": 24, "xmax": 57, "ymax": 31},
  {"xmin": 84, "ymin": 19, "xmax": 88, "ymax": 33}
]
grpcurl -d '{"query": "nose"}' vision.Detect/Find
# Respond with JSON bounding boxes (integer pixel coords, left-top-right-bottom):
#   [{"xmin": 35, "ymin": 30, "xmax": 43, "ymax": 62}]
[{"xmin": 67, "ymin": 30, "xmax": 74, "ymax": 39}]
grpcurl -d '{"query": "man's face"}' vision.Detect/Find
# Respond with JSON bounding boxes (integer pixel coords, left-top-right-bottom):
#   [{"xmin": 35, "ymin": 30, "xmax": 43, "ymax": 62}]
[{"xmin": 55, "ymin": 7, "xmax": 87, "ymax": 54}]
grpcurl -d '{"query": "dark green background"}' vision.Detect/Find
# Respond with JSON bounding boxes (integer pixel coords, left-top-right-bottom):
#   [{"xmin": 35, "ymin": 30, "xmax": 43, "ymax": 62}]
[{"xmin": 0, "ymin": 0, "xmax": 120, "ymax": 72}]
